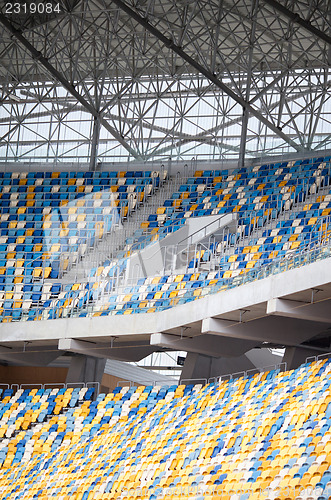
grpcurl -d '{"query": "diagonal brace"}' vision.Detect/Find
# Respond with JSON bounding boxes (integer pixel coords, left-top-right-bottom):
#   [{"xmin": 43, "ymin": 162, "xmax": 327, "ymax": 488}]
[
  {"xmin": 0, "ymin": 13, "xmax": 141, "ymax": 159},
  {"xmin": 263, "ymin": 0, "xmax": 331, "ymax": 46},
  {"xmin": 111, "ymin": 0, "xmax": 302, "ymax": 152}
]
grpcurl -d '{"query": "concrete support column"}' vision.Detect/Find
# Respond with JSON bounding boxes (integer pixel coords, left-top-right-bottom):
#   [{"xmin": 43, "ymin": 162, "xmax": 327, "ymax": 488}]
[
  {"xmin": 282, "ymin": 346, "xmax": 323, "ymax": 370},
  {"xmin": 180, "ymin": 352, "xmax": 256, "ymax": 384},
  {"xmin": 66, "ymin": 355, "xmax": 106, "ymax": 384}
]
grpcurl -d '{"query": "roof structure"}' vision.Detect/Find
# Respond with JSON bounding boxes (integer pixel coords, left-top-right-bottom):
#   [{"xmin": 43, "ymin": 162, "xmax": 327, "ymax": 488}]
[{"xmin": 0, "ymin": 0, "xmax": 330, "ymax": 164}]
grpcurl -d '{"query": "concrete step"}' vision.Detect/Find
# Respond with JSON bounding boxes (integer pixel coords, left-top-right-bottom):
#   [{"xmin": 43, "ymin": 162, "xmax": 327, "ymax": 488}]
[{"xmin": 63, "ymin": 173, "xmax": 186, "ymax": 282}]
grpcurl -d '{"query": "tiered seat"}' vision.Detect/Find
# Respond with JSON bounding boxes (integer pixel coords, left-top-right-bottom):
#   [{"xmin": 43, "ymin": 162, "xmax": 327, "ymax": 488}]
[
  {"xmin": 0, "ymin": 170, "xmax": 164, "ymax": 321},
  {"xmin": 0, "ymin": 386, "xmax": 94, "ymax": 469},
  {"xmin": 130, "ymin": 157, "xmax": 330, "ymax": 252},
  {"xmin": 0, "ymin": 170, "xmax": 162, "ymax": 279},
  {"xmin": 0, "ymin": 158, "xmax": 330, "ymax": 321},
  {"xmin": 188, "ymin": 197, "xmax": 331, "ymax": 274},
  {"xmin": 0, "ymin": 359, "xmax": 331, "ymax": 498}
]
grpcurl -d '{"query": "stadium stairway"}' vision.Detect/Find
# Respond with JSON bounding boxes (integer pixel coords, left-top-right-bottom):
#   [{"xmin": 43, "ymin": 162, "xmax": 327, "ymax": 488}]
[
  {"xmin": 0, "ymin": 358, "xmax": 331, "ymax": 498},
  {"xmin": 63, "ymin": 170, "xmax": 185, "ymax": 283}
]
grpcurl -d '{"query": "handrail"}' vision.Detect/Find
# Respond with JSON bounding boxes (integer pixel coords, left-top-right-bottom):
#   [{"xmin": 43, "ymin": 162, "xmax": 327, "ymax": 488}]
[
  {"xmin": 317, "ymin": 352, "xmax": 331, "ymax": 361},
  {"xmin": 20, "ymin": 230, "xmax": 325, "ymax": 321},
  {"xmin": 179, "ymin": 378, "xmax": 207, "ymax": 386},
  {"xmin": 73, "ymin": 233, "xmax": 331, "ymax": 318},
  {"xmin": 20, "ymin": 383, "xmax": 43, "ymax": 390},
  {"xmin": 43, "ymin": 383, "xmax": 65, "ymax": 390},
  {"xmin": 0, "ymin": 381, "xmax": 100, "ymax": 393},
  {"xmin": 175, "ymin": 213, "xmax": 237, "ymax": 249},
  {"xmin": 116, "ymin": 379, "xmax": 178, "ymax": 388},
  {"xmin": 216, "ymin": 362, "xmax": 287, "ymax": 384},
  {"xmin": 117, "ymin": 380, "xmax": 133, "ymax": 387},
  {"xmin": 124, "ymin": 164, "xmax": 331, "ymax": 260},
  {"xmin": 305, "ymin": 355, "xmax": 317, "ymax": 364},
  {"xmin": 306, "ymin": 351, "xmax": 331, "ymax": 364},
  {"xmin": 2, "ymin": 161, "xmax": 331, "ymax": 321}
]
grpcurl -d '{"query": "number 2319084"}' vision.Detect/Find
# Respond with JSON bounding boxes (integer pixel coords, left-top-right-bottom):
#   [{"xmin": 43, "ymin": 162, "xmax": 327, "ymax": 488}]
[{"xmin": 5, "ymin": 2, "xmax": 61, "ymax": 14}]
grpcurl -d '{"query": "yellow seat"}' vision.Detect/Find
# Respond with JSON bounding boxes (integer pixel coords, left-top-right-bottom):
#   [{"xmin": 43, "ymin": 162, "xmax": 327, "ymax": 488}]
[{"xmin": 33, "ymin": 268, "xmax": 43, "ymax": 278}]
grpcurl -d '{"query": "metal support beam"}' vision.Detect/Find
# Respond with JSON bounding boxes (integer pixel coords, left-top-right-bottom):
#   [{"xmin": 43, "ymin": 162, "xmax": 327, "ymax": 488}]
[
  {"xmin": 111, "ymin": 0, "xmax": 302, "ymax": 152},
  {"xmin": 0, "ymin": 13, "xmax": 141, "ymax": 159},
  {"xmin": 238, "ymin": 108, "xmax": 249, "ymax": 168},
  {"xmin": 238, "ymin": 0, "xmax": 259, "ymax": 167},
  {"xmin": 263, "ymin": 0, "xmax": 331, "ymax": 46},
  {"xmin": 90, "ymin": 116, "xmax": 101, "ymax": 171},
  {"xmin": 266, "ymin": 298, "xmax": 331, "ymax": 324}
]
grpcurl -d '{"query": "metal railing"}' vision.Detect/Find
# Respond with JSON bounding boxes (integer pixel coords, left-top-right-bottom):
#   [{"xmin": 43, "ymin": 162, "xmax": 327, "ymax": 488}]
[
  {"xmin": 2, "ymin": 161, "xmax": 331, "ymax": 320},
  {"xmin": 116, "ymin": 380, "xmax": 176, "ymax": 388},
  {"xmin": 120, "ymin": 162, "xmax": 331, "ymax": 263},
  {"xmin": 179, "ymin": 377, "xmax": 207, "ymax": 386},
  {"xmin": 14, "ymin": 231, "xmax": 330, "ymax": 322},
  {"xmin": 0, "ymin": 381, "xmax": 100, "ymax": 395},
  {"xmin": 306, "ymin": 351, "xmax": 331, "ymax": 364},
  {"xmin": 208, "ymin": 362, "xmax": 287, "ymax": 385},
  {"xmin": 64, "ymin": 234, "xmax": 331, "ymax": 320}
]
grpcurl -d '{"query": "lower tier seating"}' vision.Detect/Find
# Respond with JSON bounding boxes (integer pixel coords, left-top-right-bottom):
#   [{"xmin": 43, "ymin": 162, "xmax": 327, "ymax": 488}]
[{"xmin": 0, "ymin": 358, "xmax": 331, "ymax": 498}]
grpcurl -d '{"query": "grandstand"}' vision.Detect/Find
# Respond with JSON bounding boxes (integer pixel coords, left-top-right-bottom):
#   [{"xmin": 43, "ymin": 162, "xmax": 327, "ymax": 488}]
[{"xmin": 1, "ymin": 0, "xmax": 331, "ymax": 498}]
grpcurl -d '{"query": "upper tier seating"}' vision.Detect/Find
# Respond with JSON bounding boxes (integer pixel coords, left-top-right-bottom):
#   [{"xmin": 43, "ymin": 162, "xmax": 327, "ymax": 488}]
[
  {"xmin": 0, "ymin": 170, "xmax": 162, "ymax": 281},
  {"xmin": 130, "ymin": 157, "xmax": 331, "ymax": 252},
  {"xmin": 0, "ymin": 358, "xmax": 331, "ymax": 498},
  {"xmin": 0, "ymin": 157, "xmax": 330, "ymax": 322}
]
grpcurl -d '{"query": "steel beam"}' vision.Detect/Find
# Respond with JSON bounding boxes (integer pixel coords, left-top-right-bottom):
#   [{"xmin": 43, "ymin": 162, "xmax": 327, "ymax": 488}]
[
  {"xmin": 89, "ymin": 116, "xmax": 101, "ymax": 171},
  {"xmin": 263, "ymin": 0, "xmax": 331, "ymax": 47},
  {"xmin": 0, "ymin": 13, "xmax": 141, "ymax": 159},
  {"xmin": 238, "ymin": 0, "xmax": 259, "ymax": 167},
  {"xmin": 111, "ymin": 0, "xmax": 302, "ymax": 152}
]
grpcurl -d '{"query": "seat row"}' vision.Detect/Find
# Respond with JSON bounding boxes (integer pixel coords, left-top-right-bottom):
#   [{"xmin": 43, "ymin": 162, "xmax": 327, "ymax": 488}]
[{"xmin": 0, "ymin": 359, "xmax": 331, "ymax": 499}]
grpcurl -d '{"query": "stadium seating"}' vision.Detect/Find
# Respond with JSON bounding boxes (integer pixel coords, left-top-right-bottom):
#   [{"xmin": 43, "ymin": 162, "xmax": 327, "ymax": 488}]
[
  {"xmin": 129, "ymin": 156, "xmax": 331, "ymax": 251},
  {"xmin": 0, "ymin": 157, "xmax": 331, "ymax": 322},
  {"xmin": 0, "ymin": 358, "xmax": 331, "ymax": 498}
]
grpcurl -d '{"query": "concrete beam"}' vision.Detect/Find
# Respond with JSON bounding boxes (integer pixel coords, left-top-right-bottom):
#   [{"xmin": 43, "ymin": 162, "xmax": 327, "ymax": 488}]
[
  {"xmin": 58, "ymin": 338, "xmax": 155, "ymax": 362},
  {"xmin": 0, "ymin": 345, "xmax": 62, "ymax": 366},
  {"xmin": 150, "ymin": 332, "xmax": 257, "ymax": 357},
  {"xmin": 201, "ymin": 316, "xmax": 329, "ymax": 345},
  {"xmin": 267, "ymin": 298, "xmax": 331, "ymax": 324},
  {"xmin": 0, "ymin": 256, "xmax": 330, "ymax": 345}
]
